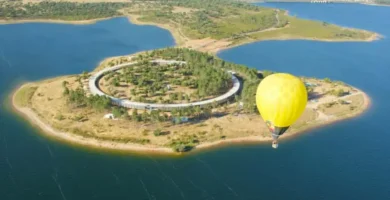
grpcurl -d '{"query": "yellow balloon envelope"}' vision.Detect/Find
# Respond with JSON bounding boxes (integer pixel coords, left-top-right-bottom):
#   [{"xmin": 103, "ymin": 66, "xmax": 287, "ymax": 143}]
[{"xmin": 256, "ymin": 73, "xmax": 307, "ymax": 139}]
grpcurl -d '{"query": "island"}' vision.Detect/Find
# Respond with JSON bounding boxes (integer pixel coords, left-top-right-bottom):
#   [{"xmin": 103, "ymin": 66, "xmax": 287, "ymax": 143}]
[
  {"xmin": 13, "ymin": 48, "xmax": 370, "ymax": 153},
  {"xmin": 5, "ymin": 0, "xmax": 373, "ymax": 154}
]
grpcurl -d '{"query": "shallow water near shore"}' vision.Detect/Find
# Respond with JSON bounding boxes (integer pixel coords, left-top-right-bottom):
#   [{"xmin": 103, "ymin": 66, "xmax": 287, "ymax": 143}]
[{"xmin": 1, "ymin": 3, "xmax": 390, "ymax": 200}]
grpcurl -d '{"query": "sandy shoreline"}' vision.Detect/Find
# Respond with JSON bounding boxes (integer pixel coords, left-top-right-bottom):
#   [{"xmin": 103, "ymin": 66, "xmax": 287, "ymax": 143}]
[
  {"xmin": 11, "ymin": 83, "xmax": 371, "ymax": 155},
  {"xmin": 196, "ymin": 90, "xmax": 371, "ymax": 150},
  {"xmin": 126, "ymin": 13, "xmax": 381, "ymax": 54},
  {"xmin": 125, "ymin": 14, "xmax": 184, "ymax": 46},
  {"xmin": 0, "ymin": 17, "xmax": 115, "ymax": 25},
  {"xmin": 215, "ymin": 32, "xmax": 381, "ymax": 54},
  {"xmin": 11, "ymin": 84, "xmax": 175, "ymax": 155}
]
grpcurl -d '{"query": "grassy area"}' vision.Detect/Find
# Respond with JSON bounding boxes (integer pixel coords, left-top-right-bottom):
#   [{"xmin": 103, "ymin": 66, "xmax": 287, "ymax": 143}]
[
  {"xmin": 230, "ymin": 12, "xmax": 373, "ymax": 45},
  {"xmin": 125, "ymin": 2, "xmax": 284, "ymax": 40},
  {"xmin": 14, "ymin": 85, "xmax": 38, "ymax": 107}
]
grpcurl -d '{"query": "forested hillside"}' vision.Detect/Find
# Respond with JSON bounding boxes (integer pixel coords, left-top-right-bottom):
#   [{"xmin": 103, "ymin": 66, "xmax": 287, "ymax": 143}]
[{"xmin": 0, "ymin": 1, "xmax": 128, "ymax": 20}]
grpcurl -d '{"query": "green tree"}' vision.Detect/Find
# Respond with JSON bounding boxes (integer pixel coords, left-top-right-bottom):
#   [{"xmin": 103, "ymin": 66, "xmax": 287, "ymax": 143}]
[
  {"xmin": 141, "ymin": 111, "xmax": 149, "ymax": 122},
  {"xmin": 82, "ymin": 71, "xmax": 89, "ymax": 79},
  {"xmin": 335, "ymin": 89, "xmax": 345, "ymax": 97},
  {"xmin": 132, "ymin": 109, "xmax": 139, "ymax": 121},
  {"xmin": 153, "ymin": 129, "xmax": 162, "ymax": 136},
  {"xmin": 63, "ymin": 87, "xmax": 70, "ymax": 96},
  {"xmin": 112, "ymin": 107, "xmax": 122, "ymax": 118},
  {"xmin": 234, "ymin": 94, "xmax": 239, "ymax": 103},
  {"xmin": 178, "ymin": 92, "xmax": 183, "ymax": 102},
  {"xmin": 130, "ymin": 89, "xmax": 136, "ymax": 96},
  {"xmin": 122, "ymin": 109, "xmax": 130, "ymax": 119},
  {"xmin": 62, "ymin": 81, "xmax": 69, "ymax": 88},
  {"xmin": 212, "ymin": 100, "xmax": 218, "ymax": 110}
]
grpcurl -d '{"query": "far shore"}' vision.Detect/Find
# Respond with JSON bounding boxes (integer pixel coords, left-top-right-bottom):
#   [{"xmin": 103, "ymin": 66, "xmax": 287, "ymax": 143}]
[
  {"xmin": 11, "ymin": 83, "xmax": 371, "ymax": 155},
  {"xmin": 1, "ymin": 12, "xmax": 382, "ymax": 55},
  {"xmin": 124, "ymin": 14, "xmax": 381, "ymax": 54},
  {"xmin": 0, "ymin": 17, "xmax": 116, "ymax": 25},
  {"xmin": 215, "ymin": 32, "xmax": 381, "ymax": 54}
]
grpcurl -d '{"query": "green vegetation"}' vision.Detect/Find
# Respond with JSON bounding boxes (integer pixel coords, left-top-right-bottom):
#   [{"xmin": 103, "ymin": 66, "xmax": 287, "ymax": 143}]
[
  {"xmin": 231, "ymin": 11, "xmax": 373, "ymax": 46},
  {"xmin": 62, "ymin": 83, "xmax": 111, "ymax": 111},
  {"xmin": 324, "ymin": 102, "xmax": 335, "ymax": 108},
  {"xmin": 0, "ymin": 1, "xmax": 128, "ymax": 20},
  {"xmin": 14, "ymin": 86, "xmax": 37, "ymax": 107},
  {"xmin": 249, "ymin": 0, "xmax": 390, "ymax": 5},
  {"xmin": 375, "ymin": 0, "xmax": 390, "ymax": 5},
  {"xmin": 169, "ymin": 132, "xmax": 199, "ymax": 152},
  {"xmin": 130, "ymin": 48, "xmax": 262, "ymax": 113},
  {"xmin": 1, "ymin": 0, "xmax": 373, "ymax": 45},
  {"xmin": 98, "ymin": 47, "xmax": 265, "ymax": 114},
  {"xmin": 324, "ymin": 77, "xmax": 332, "ymax": 83},
  {"xmin": 112, "ymin": 107, "xmax": 129, "ymax": 118},
  {"xmin": 63, "ymin": 47, "xmax": 265, "ymax": 129},
  {"xmin": 55, "ymin": 113, "xmax": 65, "ymax": 121},
  {"xmin": 329, "ymin": 88, "xmax": 348, "ymax": 97},
  {"xmin": 69, "ymin": 127, "xmax": 150, "ymax": 145},
  {"xmin": 127, "ymin": 0, "xmax": 279, "ymax": 39},
  {"xmin": 102, "ymin": 59, "xmax": 231, "ymax": 103},
  {"xmin": 261, "ymin": 70, "xmax": 274, "ymax": 78},
  {"xmin": 103, "ymin": 59, "xmax": 231, "ymax": 103}
]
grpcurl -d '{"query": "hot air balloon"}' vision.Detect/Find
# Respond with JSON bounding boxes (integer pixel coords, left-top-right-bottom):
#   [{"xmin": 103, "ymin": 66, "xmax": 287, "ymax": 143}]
[{"xmin": 256, "ymin": 73, "xmax": 307, "ymax": 148}]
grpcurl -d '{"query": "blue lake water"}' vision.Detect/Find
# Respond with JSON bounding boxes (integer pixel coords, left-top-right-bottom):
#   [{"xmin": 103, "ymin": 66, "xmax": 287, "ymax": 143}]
[{"xmin": 1, "ymin": 3, "xmax": 390, "ymax": 200}]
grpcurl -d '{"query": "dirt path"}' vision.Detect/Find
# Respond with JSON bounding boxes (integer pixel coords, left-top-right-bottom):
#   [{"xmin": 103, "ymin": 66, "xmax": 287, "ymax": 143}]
[
  {"xmin": 307, "ymin": 91, "xmax": 363, "ymax": 122},
  {"xmin": 307, "ymin": 91, "xmax": 363, "ymax": 109},
  {"xmin": 191, "ymin": 9, "xmax": 284, "ymax": 51}
]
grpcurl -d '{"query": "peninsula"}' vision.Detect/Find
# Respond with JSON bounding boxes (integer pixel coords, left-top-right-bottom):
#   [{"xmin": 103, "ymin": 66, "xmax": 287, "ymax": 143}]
[
  {"xmin": 6, "ymin": 0, "xmax": 373, "ymax": 154},
  {"xmin": 0, "ymin": 0, "xmax": 380, "ymax": 54}
]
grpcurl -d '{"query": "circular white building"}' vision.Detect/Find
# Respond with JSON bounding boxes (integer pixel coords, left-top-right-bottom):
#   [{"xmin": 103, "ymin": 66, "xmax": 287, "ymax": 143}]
[{"xmin": 88, "ymin": 59, "xmax": 241, "ymax": 111}]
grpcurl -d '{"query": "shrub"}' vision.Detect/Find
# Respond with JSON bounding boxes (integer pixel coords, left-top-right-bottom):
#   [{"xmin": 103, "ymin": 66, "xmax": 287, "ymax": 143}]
[
  {"xmin": 112, "ymin": 107, "xmax": 122, "ymax": 118},
  {"xmin": 55, "ymin": 114, "xmax": 65, "ymax": 121},
  {"xmin": 153, "ymin": 129, "xmax": 162, "ymax": 136},
  {"xmin": 324, "ymin": 78, "xmax": 332, "ymax": 83}
]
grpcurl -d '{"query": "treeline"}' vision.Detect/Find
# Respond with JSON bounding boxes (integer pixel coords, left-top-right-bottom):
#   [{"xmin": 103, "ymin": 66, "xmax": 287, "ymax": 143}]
[
  {"xmin": 62, "ymin": 81, "xmax": 111, "ymax": 111},
  {"xmin": 375, "ymin": 0, "xmax": 390, "ymax": 4},
  {"xmin": 112, "ymin": 104, "xmax": 215, "ymax": 123},
  {"xmin": 0, "ymin": 2, "xmax": 129, "ymax": 20}
]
